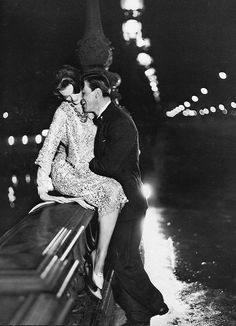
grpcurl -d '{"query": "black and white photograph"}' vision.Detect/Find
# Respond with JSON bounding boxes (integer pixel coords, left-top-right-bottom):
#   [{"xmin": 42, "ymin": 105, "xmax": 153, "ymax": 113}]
[{"xmin": 0, "ymin": 0, "xmax": 236, "ymax": 325}]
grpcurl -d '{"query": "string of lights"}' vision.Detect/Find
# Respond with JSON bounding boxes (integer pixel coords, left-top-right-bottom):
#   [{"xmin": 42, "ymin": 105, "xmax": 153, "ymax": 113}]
[
  {"xmin": 166, "ymin": 71, "xmax": 236, "ymax": 118},
  {"xmin": 6, "ymin": 129, "xmax": 48, "ymax": 146},
  {"xmin": 120, "ymin": 0, "xmax": 160, "ymax": 101}
]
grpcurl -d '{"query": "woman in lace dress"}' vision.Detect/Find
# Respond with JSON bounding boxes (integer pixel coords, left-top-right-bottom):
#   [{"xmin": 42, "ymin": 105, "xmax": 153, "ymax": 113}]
[{"xmin": 35, "ymin": 66, "xmax": 127, "ymax": 299}]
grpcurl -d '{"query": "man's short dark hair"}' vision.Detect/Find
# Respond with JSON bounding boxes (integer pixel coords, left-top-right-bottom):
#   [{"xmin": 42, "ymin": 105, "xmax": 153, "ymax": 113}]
[{"xmin": 82, "ymin": 72, "xmax": 111, "ymax": 97}]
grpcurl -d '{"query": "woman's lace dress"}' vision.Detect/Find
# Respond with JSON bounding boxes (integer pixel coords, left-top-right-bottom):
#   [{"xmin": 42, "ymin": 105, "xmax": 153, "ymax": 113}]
[{"xmin": 35, "ymin": 102, "xmax": 127, "ymax": 217}]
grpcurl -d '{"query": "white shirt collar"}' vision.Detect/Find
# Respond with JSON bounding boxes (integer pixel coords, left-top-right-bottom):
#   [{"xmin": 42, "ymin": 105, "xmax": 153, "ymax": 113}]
[{"xmin": 97, "ymin": 99, "xmax": 111, "ymax": 118}]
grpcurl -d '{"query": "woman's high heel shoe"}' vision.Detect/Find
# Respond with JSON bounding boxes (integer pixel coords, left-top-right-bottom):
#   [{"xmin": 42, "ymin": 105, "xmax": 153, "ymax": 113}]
[
  {"xmin": 91, "ymin": 250, "xmax": 104, "ymax": 290},
  {"xmin": 84, "ymin": 253, "xmax": 102, "ymax": 300},
  {"xmin": 88, "ymin": 285, "xmax": 102, "ymax": 300}
]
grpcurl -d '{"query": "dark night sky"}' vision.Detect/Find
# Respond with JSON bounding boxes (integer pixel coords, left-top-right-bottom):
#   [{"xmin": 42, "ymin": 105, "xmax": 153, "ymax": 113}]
[{"xmin": 0, "ymin": 0, "xmax": 236, "ymax": 134}]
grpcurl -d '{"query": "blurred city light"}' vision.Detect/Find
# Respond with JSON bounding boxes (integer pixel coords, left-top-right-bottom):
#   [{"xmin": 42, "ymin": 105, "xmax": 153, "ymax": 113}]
[
  {"xmin": 41, "ymin": 129, "xmax": 49, "ymax": 137},
  {"xmin": 145, "ymin": 68, "xmax": 156, "ymax": 77},
  {"xmin": 184, "ymin": 101, "xmax": 190, "ymax": 107},
  {"xmin": 8, "ymin": 136, "xmax": 15, "ymax": 146},
  {"xmin": 141, "ymin": 183, "xmax": 152, "ymax": 199},
  {"xmin": 35, "ymin": 134, "xmax": 42, "ymax": 144},
  {"xmin": 122, "ymin": 19, "xmax": 142, "ymax": 41},
  {"xmin": 219, "ymin": 104, "xmax": 225, "ymax": 110},
  {"xmin": 22, "ymin": 135, "xmax": 28, "ymax": 145},
  {"xmin": 192, "ymin": 96, "xmax": 199, "ymax": 102},
  {"xmin": 121, "ymin": 0, "xmax": 144, "ymax": 10},
  {"xmin": 201, "ymin": 88, "xmax": 208, "ymax": 94},
  {"xmin": 136, "ymin": 37, "xmax": 150, "ymax": 48},
  {"xmin": 219, "ymin": 72, "xmax": 227, "ymax": 79},
  {"xmin": 3, "ymin": 112, "xmax": 9, "ymax": 119},
  {"xmin": 25, "ymin": 174, "xmax": 31, "ymax": 183},
  {"xmin": 203, "ymin": 108, "xmax": 209, "ymax": 114},
  {"xmin": 8, "ymin": 186, "xmax": 16, "ymax": 205},
  {"xmin": 136, "ymin": 52, "xmax": 153, "ymax": 66},
  {"xmin": 210, "ymin": 106, "xmax": 216, "ymax": 113},
  {"xmin": 12, "ymin": 175, "xmax": 18, "ymax": 185},
  {"xmin": 231, "ymin": 102, "xmax": 236, "ymax": 108}
]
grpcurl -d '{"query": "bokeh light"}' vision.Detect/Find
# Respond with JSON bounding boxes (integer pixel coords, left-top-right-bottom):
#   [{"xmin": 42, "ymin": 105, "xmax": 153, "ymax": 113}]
[
  {"xmin": 22, "ymin": 135, "xmax": 28, "ymax": 145},
  {"xmin": 137, "ymin": 52, "xmax": 153, "ymax": 66},
  {"xmin": 8, "ymin": 136, "xmax": 15, "ymax": 146},
  {"xmin": 192, "ymin": 96, "xmax": 198, "ymax": 102},
  {"xmin": 201, "ymin": 88, "xmax": 208, "ymax": 94},
  {"xmin": 219, "ymin": 72, "xmax": 227, "ymax": 79}
]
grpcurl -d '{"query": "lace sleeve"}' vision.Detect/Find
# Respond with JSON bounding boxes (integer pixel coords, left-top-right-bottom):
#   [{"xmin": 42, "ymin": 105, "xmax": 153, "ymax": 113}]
[{"xmin": 35, "ymin": 106, "xmax": 67, "ymax": 175}]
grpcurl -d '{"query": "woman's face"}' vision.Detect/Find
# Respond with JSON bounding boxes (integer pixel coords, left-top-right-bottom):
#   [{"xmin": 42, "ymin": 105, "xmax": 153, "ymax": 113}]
[{"xmin": 59, "ymin": 84, "xmax": 82, "ymax": 105}]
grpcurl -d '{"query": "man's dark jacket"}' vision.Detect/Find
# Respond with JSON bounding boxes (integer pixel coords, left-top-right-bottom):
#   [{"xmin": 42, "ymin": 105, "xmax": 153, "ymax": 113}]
[{"xmin": 89, "ymin": 102, "xmax": 148, "ymax": 220}]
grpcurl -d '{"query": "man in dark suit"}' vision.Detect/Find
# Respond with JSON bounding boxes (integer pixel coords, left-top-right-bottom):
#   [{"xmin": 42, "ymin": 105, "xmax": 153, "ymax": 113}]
[{"xmin": 81, "ymin": 73, "xmax": 168, "ymax": 326}]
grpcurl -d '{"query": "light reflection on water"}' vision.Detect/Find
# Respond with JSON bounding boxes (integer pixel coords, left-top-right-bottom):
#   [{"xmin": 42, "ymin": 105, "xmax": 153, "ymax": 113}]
[
  {"xmin": 142, "ymin": 207, "xmax": 236, "ymax": 325},
  {"xmin": 143, "ymin": 207, "xmax": 187, "ymax": 325}
]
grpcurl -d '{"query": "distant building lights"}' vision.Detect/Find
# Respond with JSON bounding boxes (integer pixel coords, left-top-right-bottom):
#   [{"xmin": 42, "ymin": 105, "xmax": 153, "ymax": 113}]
[
  {"xmin": 121, "ymin": 0, "xmax": 160, "ymax": 101},
  {"xmin": 136, "ymin": 37, "xmax": 150, "ymax": 48},
  {"xmin": 188, "ymin": 110, "xmax": 193, "ymax": 116},
  {"xmin": 3, "ymin": 112, "xmax": 9, "ymax": 119},
  {"xmin": 25, "ymin": 174, "xmax": 31, "ymax": 183},
  {"xmin": 35, "ymin": 134, "xmax": 42, "ymax": 144},
  {"xmin": 150, "ymin": 81, "xmax": 157, "ymax": 88},
  {"xmin": 120, "ymin": 0, "xmax": 144, "ymax": 11},
  {"xmin": 41, "ymin": 129, "xmax": 49, "ymax": 137},
  {"xmin": 151, "ymin": 85, "xmax": 158, "ymax": 92},
  {"xmin": 219, "ymin": 72, "xmax": 227, "ymax": 79},
  {"xmin": 8, "ymin": 186, "xmax": 16, "ymax": 205},
  {"xmin": 141, "ymin": 183, "xmax": 152, "ymax": 199},
  {"xmin": 12, "ymin": 175, "xmax": 18, "ymax": 185},
  {"xmin": 122, "ymin": 20, "xmax": 142, "ymax": 41},
  {"xmin": 148, "ymin": 75, "xmax": 158, "ymax": 83},
  {"xmin": 231, "ymin": 102, "xmax": 236, "ymax": 109},
  {"xmin": 166, "ymin": 111, "xmax": 174, "ymax": 117},
  {"xmin": 145, "ymin": 68, "xmax": 156, "ymax": 77},
  {"xmin": 22, "ymin": 135, "xmax": 28, "ymax": 145},
  {"xmin": 219, "ymin": 104, "xmax": 225, "ymax": 110},
  {"xmin": 201, "ymin": 88, "xmax": 208, "ymax": 94},
  {"xmin": 184, "ymin": 101, "xmax": 191, "ymax": 107},
  {"xmin": 136, "ymin": 52, "xmax": 153, "ymax": 67},
  {"xmin": 8, "ymin": 136, "xmax": 15, "ymax": 146},
  {"xmin": 153, "ymin": 91, "xmax": 160, "ymax": 99},
  {"xmin": 210, "ymin": 106, "xmax": 216, "ymax": 113},
  {"xmin": 192, "ymin": 96, "xmax": 199, "ymax": 102}
]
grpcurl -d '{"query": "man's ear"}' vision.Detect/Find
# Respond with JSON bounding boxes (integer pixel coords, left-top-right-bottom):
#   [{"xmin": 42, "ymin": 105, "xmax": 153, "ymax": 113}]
[{"xmin": 95, "ymin": 88, "xmax": 103, "ymax": 98}]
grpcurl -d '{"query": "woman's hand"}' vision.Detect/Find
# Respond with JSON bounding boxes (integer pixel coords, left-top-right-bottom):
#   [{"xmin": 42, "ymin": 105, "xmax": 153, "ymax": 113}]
[{"xmin": 69, "ymin": 197, "xmax": 95, "ymax": 210}]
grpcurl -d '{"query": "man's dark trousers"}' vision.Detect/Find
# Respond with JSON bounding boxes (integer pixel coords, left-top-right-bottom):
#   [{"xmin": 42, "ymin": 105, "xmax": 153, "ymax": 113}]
[{"xmin": 107, "ymin": 202, "xmax": 165, "ymax": 323}]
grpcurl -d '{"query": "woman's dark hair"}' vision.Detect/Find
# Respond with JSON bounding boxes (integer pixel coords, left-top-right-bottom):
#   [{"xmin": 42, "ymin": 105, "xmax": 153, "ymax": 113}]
[
  {"xmin": 82, "ymin": 72, "xmax": 111, "ymax": 97},
  {"xmin": 53, "ymin": 65, "xmax": 81, "ymax": 98}
]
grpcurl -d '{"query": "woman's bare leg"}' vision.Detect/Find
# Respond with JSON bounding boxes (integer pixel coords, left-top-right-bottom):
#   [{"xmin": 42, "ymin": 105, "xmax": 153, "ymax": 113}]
[{"xmin": 94, "ymin": 208, "xmax": 120, "ymax": 275}]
